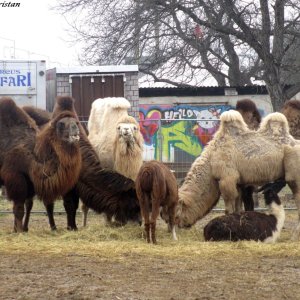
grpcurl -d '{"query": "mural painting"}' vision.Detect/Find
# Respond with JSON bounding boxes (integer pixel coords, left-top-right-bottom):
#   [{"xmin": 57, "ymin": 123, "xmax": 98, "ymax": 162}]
[{"xmin": 139, "ymin": 104, "xmax": 232, "ymax": 162}]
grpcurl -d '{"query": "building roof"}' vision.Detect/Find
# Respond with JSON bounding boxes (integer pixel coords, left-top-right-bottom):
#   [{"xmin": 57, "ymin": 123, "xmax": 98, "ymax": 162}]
[
  {"xmin": 139, "ymin": 86, "xmax": 268, "ymax": 97},
  {"xmin": 54, "ymin": 65, "xmax": 138, "ymax": 74}
]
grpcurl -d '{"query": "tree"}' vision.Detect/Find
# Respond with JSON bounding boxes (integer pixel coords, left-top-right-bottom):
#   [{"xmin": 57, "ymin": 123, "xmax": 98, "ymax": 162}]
[{"xmin": 56, "ymin": 0, "xmax": 300, "ymax": 111}]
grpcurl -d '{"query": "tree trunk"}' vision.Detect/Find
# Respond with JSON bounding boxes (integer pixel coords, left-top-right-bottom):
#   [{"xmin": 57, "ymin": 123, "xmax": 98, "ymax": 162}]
[{"xmin": 265, "ymin": 82, "xmax": 286, "ymax": 112}]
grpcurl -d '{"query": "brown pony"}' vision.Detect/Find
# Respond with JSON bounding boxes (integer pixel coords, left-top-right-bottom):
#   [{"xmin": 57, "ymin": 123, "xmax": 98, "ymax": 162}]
[
  {"xmin": 0, "ymin": 96, "xmax": 81, "ymax": 232},
  {"xmin": 136, "ymin": 160, "xmax": 178, "ymax": 244}
]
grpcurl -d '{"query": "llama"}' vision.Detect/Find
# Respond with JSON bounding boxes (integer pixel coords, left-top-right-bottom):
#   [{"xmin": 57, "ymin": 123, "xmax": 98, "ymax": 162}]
[
  {"xmin": 176, "ymin": 110, "xmax": 300, "ymax": 239},
  {"xmin": 136, "ymin": 161, "xmax": 178, "ymax": 244},
  {"xmin": 0, "ymin": 96, "xmax": 82, "ymax": 232},
  {"xmin": 204, "ymin": 180, "xmax": 286, "ymax": 242}
]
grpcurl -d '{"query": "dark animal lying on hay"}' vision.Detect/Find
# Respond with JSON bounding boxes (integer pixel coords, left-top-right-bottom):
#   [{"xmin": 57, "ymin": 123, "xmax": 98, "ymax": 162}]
[
  {"xmin": 0, "ymin": 96, "xmax": 81, "ymax": 232},
  {"xmin": 236, "ymin": 99, "xmax": 262, "ymax": 212},
  {"xmin": 22, "ymin": 97, "xmax": 141, "ymax": 230},
  {"xmin": 136, "ymin": 160, "xmax": 178, "ymax": 244},
  {"xmin": 203, "ymin": 180, "xmax": 286, "ymax": 243}
]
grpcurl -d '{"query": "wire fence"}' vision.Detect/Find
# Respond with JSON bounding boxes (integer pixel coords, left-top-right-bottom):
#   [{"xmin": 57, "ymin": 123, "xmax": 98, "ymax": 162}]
[{"xmin": 0, "ymin": 118, "xmax": 297, "ymax": 213}]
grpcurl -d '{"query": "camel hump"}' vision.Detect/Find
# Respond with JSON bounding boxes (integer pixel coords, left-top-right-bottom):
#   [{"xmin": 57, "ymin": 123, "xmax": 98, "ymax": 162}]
[
  {"xmin": 0, "ymin": 96, "xmax": 17, "ymax": 114},
  {"xmin": 55, "ymin": 96, "xmax": 75, "ymax": 112},
  {"xmin": 105, "ymin": 97, "xmax": 131, "ymax": 110},
  {"xmin": 261, "ymin": 112, "xmax": 288, "ymax": 125},
  {"xmin": 283, "ymin": 99, "xmax": 300, "ymax": 111},
  {"xmin": 91, "ymin": 97, "xmax": 131, "ymax": 110},
  {"xmin": 259, "ymin": 112, "xmax": 289, "ymax": 134},
  {"xmin": 236, "ymin": 99, "xmax": 258, "ymax": 112},
  {"xmin": 220, "ymin": 110, "xmax": 244, "ymax": 123},
  {"xmin": 0, "ymin": 96, "xmax": 35, "ymax": 127}
]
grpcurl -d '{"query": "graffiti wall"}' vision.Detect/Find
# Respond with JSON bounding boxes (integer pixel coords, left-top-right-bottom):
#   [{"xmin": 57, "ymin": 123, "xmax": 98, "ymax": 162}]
[{"xmin": 139, "ymin": 104, "xmax": 232, "ymax": 162}]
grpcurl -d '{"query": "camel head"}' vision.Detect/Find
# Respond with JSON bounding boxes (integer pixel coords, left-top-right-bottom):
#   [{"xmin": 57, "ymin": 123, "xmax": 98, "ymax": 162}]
[
  {"xmin": 173, "ymin": 200, "xmax": 192, "ymax": 229},
  {"xmin": 52, "ymin": 113, "xmax": 80, "ymax": 144},
  {"xmin": 116, "ymin": 116, "xmax": 140, "ymax": 144}
]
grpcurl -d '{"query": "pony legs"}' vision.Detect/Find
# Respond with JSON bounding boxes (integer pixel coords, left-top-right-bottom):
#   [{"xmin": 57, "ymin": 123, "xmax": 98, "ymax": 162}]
[
  {"xmin": 167, "ymin": 201, "xmax": 178, "ymax": 241},
  {"xmin": 150, "ymin": 200, "xmax": 160, "ymax": 244},
  {"xmin": 139, "ymin": 194, "xmax": 151, "ymax": 243}
]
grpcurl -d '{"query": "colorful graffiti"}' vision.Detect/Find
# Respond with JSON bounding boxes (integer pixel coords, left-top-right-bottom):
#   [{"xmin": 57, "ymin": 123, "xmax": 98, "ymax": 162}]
[{"xmin": 139, "ymin": 104, "xmax": 232, "ymax": 162}]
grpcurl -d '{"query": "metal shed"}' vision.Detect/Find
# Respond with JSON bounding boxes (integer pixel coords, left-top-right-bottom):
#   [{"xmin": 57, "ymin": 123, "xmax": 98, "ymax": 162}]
[{"xmin": 46, "ymin": 65, "xmax": 139, "ymax": 120}]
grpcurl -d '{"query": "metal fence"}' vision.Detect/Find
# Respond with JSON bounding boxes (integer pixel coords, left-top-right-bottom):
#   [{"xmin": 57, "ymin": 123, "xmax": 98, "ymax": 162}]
[{"xmin": 139, "ymin": 118, "xmax": 219, "ymax": 181}]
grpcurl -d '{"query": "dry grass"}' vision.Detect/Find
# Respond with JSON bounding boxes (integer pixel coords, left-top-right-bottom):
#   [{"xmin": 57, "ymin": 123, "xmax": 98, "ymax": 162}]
[
  {"xmin": 1, "ymin": 193, "xmax": 300, "ymax": 299},
  {"xmin": 0, "ymin": 199, "xmax": 300, "ymax": 261}
]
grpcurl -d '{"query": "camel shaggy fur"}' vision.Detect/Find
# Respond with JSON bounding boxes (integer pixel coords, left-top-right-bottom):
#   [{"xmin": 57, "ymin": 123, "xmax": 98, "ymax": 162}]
[
  {"xmin": 23, "ymin": 97, "xmax": 141, "ymax": 230},
  {"xmin": 136, "ymin": 161, "xmax": 178, "ymax": 243},
  {"xmin": 113, "ymin": 115, "xmax": 144, "ymax": 181},
  {"xmin": 83, "ymin": 97, "xmax": 143, "ymax": 226},
  {"xmin": 176, "ymin": 110, "xmax": 300, "ymax": 238},
  {"xmin": 0, "ymin": 96, "xmax": 82, "ymax": 232},
  {"xmin": 236, "ymin": 99, "xmax": 261, "ymax": 130},
  {"xmin": 281, "ymin": 99, "xmax": 300, "ymax": 139},
  {"xmin": 235, "ymin": 99, "xmax": 262, "ymax": 211},
  {"xmin": 88, "ymin": 97, "xmax": 131, "ymax": 169}
]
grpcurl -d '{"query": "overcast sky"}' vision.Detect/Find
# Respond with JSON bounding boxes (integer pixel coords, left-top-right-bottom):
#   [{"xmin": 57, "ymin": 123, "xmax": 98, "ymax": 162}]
[{"xmin": 0, "ymin": 0, "xmax": 80, "ymax": 68}]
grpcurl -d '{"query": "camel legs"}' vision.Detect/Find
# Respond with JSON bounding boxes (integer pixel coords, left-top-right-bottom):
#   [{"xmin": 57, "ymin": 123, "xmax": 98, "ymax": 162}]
[
  {"xmin": 166, "ymin": 202, "xmax": 178, "ymax": 241},
  {"xmin": 219, "ymin": 177, "xmax": 239, "ymax": 214},
  {"xmin": 81, "ymin": 203, "xmax": 89, "ymax": 227},
  {"xmin": 289, "ymin": 182, "xmax": 300, "ymax": 240},
  {"xmin": 23, "ymin": 198, "xmax": 33, "ymax": 232},
  {"xmin": 44, "ymin": 202, "xmax": 57, "ymax": 231},
  {"xmin": 63, "ymin": 188, "xmax": 79, "ymax": 230},
  {"xmin": 13, "ymin": 201, "xmax": 24, "ymax": 233}
]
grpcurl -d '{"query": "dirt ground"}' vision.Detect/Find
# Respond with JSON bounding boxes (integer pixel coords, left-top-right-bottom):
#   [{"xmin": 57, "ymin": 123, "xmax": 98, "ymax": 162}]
[
  {"xmin": 0, "ymin": 251, "xmax": 300, "ymax": 300},
  {"xmin": 1, "ymin": 195, "xmax": 300, "ymax": 300}
]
